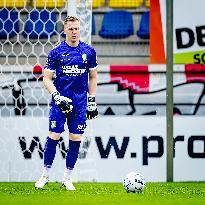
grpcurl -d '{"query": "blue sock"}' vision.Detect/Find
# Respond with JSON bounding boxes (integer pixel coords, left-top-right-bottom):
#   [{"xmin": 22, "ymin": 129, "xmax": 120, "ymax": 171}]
[
  {"xmin": 66, "ymin": 140, "xmax": 81, "ymax": 169},
  {"xmin": 44, "ymin": 137, "xmax": 59, "ymax": 168}
]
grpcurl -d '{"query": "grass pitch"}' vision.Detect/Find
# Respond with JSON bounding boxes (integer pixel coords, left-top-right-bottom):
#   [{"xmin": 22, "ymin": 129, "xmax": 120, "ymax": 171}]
[{"xmin": 0, "ymin": 182, "xmax": 204, "ymax": 205}]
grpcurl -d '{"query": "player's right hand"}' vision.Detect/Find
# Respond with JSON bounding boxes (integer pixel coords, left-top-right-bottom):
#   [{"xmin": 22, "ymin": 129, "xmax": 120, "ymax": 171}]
[{"xmin": 52, "ymin": 90, "xmax": 73, "ymax": 114}]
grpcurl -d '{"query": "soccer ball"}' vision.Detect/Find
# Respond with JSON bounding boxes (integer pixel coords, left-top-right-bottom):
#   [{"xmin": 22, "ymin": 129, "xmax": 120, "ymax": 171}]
[{"xmin": 123, "ymin": 172, "xmax": 146, "ymax": 193}]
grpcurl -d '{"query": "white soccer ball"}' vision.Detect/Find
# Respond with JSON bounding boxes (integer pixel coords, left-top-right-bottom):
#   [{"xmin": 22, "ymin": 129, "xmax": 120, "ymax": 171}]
[{"xmin": 123, "ymin": 171, "xmax": 146, "ymax": 193}]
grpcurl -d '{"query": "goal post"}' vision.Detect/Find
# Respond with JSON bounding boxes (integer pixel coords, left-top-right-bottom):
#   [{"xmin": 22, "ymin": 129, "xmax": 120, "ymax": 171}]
[{"xmin": 166, "ymin": 0, "xmax": 174, "ymax": 182}]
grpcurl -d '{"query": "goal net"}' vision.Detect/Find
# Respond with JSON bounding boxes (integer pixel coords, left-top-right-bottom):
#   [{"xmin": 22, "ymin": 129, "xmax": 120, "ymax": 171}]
[{"xmin": 0, "ymin": 0, "xmax": 97, "ymax": 182}]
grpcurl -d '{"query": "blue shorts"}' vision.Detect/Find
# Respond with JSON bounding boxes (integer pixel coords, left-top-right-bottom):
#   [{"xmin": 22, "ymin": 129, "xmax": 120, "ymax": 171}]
[{"xmin": 49, "ymin": 104, "xmax": 87, "ymax": 134}]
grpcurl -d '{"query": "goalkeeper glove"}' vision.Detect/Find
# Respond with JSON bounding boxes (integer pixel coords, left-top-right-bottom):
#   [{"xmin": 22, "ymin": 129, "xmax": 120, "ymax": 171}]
[
  {"xmin": 52, "ymin": 90, "xmax": 73, "ymax": 115},
  {"xmin": 87, "ymin": 95, "xmax": 98, "ymax": 120}
]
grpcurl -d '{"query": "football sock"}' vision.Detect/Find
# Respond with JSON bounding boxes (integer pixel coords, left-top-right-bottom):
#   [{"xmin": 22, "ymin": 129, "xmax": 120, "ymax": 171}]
[
  {"xmin": 44, "ymin": 137, "xmax": 59, "ymax": 170},
  {"xmin": 42, "ymin": 166, "xmax": 51, "ymax": 177},
  {"xmin": 64, "ymin": 167, "xmax": 73, "ymax": 179},
  {"xmin": 66, "ymin": 140, "xmax": 81, "ymax": 171}
]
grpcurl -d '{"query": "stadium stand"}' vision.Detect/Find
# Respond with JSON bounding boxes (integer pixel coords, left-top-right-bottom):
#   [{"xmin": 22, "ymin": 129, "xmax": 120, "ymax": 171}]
[
  {"xmin": 146, "ymin": 0, "xmax": 150, "ymax": 8},
  {"xmin": 137, "ymin": 11, "xmax": 149, "ymax": 39},
  {"xmin": 22, "ymin": 9, "xmax": 57, "ymax": 39},
  {"xmin": 0, "ymin": 8, "xmax": 19, "ymax": 38},
  {"xmin": 92, "ymin": 0, "xmax": 105, "ymax": 8},
  {"xmin": 98, "ymin": 10, "xmax": 134, "ymax": 39},
  {"xmin": 0, "ymin": 0, "xmax": 27, "ymax": 8},
  {"xmin": 0, "ymin": 1, "xmax": 150, "ymax": 65},
  {"xmin": 32, "ymin": 0, "xmax": 65, "ymax": 8},
  {"xmin": 108, "ymin": 0, "xmax": 143, "ymax": 9}
]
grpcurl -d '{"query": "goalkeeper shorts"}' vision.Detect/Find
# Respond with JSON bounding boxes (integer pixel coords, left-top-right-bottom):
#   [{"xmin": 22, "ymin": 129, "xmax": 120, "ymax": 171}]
[{"xmin": 49, "ymin": 104, "xmax": 87, "ymax": 134}]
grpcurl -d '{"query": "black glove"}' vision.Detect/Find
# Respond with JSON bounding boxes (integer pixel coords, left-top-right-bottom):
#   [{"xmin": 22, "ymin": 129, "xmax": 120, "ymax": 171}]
[
  {"xmin": 52, "ymin": 90, "xmax": 73, "ymax": 115},
  {"xmin": 87, "ymin": 96, "xmax": 98, "ymax": 120}
]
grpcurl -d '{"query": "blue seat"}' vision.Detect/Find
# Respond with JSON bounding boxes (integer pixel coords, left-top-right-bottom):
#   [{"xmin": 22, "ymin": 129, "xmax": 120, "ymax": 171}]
[
  {"xmin": 23, "ymin": 9, "xmax": 57, "ymax": 39},
  {"xmin": 92, "ymin": 14, "xmax": 96, "ymax": 35},
  {"xmin": 99, "ymin": 10, "xmax": 134, "ymax": 39},
  {"xmin": 137, "ymin": 11, "xmax": 150, "ymax": 39},
  {"xmin": 0, "ymin": 8, "xmax": 19, "ymax": 38}
]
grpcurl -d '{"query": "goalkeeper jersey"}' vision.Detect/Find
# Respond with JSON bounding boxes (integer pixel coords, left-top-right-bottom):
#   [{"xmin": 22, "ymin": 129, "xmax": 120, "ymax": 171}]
[{"xmin": 44, "ymin": 40, "xmax": 98, "ymax": 112}]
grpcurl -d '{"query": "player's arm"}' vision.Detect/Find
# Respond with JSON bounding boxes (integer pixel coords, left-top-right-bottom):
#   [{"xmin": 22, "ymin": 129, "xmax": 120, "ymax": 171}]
[
  {"xmin": 88, "ymin": 68, "xmax": 97, "ymax": 96},
  {"xmin": 43, "ymin": 69, "xmax": 56, "ymax": 94},
  {"xmin": 87, "ymin": 69, "xmax": 98, "ymax": 120},
  {"xmin": 43, "ymin": 69, "xmax": 73, "ymax": 114}
]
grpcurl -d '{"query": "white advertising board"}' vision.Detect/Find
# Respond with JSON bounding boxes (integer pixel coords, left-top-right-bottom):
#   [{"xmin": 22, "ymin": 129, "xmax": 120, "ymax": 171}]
[
  {"xmin": 0, "ymin": 117, "xmax": 204, "ymax": 182},
  {"xmin": 159, "ymin": 0, "xmax": 205, "ymax": 63}
]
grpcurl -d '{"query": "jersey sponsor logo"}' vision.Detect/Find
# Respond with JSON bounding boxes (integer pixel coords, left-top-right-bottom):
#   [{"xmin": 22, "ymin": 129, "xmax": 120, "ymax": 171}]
[{"xmin": 62, "ymin": 65, "xmax": 86, "ymax": 76}]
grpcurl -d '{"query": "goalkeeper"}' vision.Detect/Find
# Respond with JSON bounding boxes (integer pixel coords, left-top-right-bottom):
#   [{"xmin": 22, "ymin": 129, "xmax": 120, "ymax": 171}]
[{"xmin": 35, "ymin": 16, "xmax": 98, "ymax": 190}]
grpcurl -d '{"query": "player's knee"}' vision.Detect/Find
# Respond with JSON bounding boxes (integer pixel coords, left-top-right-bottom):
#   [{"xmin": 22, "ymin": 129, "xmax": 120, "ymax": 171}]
[
  {"xmin": 49, "ymin": 132, "xmax": 61, "ymax": 140},
  {"xmin": 69, "ymin": 133, "xmax": 82, "ymax": 141}
]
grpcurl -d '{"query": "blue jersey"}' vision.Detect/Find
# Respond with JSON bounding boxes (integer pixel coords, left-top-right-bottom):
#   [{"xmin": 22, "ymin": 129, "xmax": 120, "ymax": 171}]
[{"xmin": 44, "ymin": 41, "xmax": 98, "ymax": 112}]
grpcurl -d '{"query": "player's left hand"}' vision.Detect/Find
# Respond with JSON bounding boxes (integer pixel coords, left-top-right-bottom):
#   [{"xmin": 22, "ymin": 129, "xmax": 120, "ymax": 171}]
[{"xmin": 87, "ymin": 96, "xmax": 98, "ymax": 120}]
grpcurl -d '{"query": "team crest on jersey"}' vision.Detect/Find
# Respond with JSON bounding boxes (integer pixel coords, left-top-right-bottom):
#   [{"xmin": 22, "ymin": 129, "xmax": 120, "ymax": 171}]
[
  {"xmin": 82, "ymin": 53, "xmax": 87, "ymax": 63},
  {"xmin": 51, "ymin": 121, "xmax": 56, "ymax": 128}
]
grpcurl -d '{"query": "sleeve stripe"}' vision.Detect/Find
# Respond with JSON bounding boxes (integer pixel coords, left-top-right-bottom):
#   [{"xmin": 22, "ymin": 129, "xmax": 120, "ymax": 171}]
[
  {"xmin": 44, "ymin": 68, "xmax": 55, "ymax": 72},
  {"xmin": 89, "ymin": 65, "xmax": 98, "ymax": 70}
]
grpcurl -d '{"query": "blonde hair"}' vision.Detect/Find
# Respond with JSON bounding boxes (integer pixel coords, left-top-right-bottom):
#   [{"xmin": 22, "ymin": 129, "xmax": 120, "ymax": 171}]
[{"xmin": 64, "ymin": 16, "xmax": 80, "ymax": 25}]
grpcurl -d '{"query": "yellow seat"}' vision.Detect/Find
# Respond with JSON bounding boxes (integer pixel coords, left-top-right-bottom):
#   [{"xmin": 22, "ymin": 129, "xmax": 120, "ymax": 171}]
[
  {"xmin": 32, "ymin": 0, "xmax": 65, "ymax": 8},
  {"xmin": 109, "ymin": 0, "xmax": 144, "ymax": 8},
  {"xmin": 146, "ymin": 0, "xmax": 150, "ymax": 7},
  {"xmin": 92, "ymin": 0, "xmax": 105, "ymax": 8},
  {"xmin": 0, "ymin": 0, "xmax": 28, "ymax": 8}
]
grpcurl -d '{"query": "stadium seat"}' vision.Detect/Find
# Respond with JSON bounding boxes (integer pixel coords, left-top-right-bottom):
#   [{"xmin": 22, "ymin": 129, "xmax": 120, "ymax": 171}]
[
  {"xmin": 137, "ymin": 11, "xmax": 150, "ymax": 39},
  {"xmin": 22, "ymin": 9, "xmax": 57, "ymax": 39},
  {"xmin": 92, "ymin": 0, "xmax": 105, "ymax": 8},
  {"xmin": 0, "ymin": 0, "xmax": 27, "ymax": 8},
  {"xmin": 0, "ymin": 8, "xmax": 19, "ymax": 38},
  {"xmin": 145, "ymin": 0, "xmax": 150, "ymax": 8},
  {"xmin": 92, "ymin": 14, "xmax": 96, "ymax": 35},
  {"xmin": 109, "ymin": 0, "xmax": 143, "ymax": 8},
  {"xmin": 99, "ymin": 10, "xmax": 134, "ymax": 39},
  {"xmin": 32, "ymin": 0, "xmax": 65, "ymax": 8}
]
